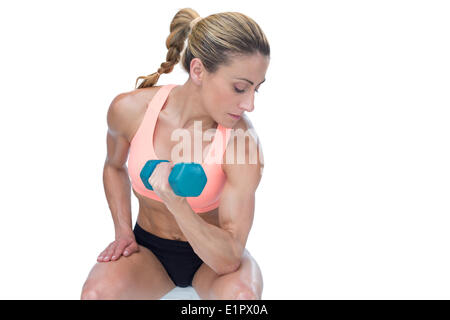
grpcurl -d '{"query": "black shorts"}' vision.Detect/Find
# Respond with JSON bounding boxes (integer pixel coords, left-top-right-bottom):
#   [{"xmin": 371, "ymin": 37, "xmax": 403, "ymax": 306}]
[{"xmin": 133, "ymin": 223, "xmax": 204, "ymax": 288}]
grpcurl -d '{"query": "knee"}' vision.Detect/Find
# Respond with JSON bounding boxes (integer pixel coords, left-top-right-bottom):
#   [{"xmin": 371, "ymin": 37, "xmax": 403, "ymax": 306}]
[
  {"xmin": 233, "ymin": 282, "xmax": 260, "ymax": 300},
  {"xmin": 81, "ymin": 279, "xmax": 110, "ymax": 300},
  {"xmin": 80, "ymin": 286, "xmax": 100, "ymax": 300},
  {"xmin": 80, "ymin": 278, "xmax": 124, "ymax": 300},
  {"xmin": 213, "ymin": 279, "xmax": 261, "ymax": 300},
  {"xmin": 80, "ymin": 280, "xmax": 100, "ymax": 300}
]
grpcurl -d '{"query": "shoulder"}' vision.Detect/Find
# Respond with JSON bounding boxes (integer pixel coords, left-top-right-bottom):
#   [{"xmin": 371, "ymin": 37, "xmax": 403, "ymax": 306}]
[
  {"xmin": 106, "ymin": 86, "xmax": 162, "ymax": 142},
  {"xmin": 222, "ymin": 114, "xmax": 264, "ymax": 187},
  {"xmin": 223, "ymin": 114, "xmax": 263, "ymax": 165}
]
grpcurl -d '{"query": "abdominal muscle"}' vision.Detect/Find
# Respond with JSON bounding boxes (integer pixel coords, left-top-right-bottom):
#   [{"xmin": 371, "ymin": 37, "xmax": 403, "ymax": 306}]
[{"xmin": 133, "ymin": 188, "xmax": 220, "ymax": 241}]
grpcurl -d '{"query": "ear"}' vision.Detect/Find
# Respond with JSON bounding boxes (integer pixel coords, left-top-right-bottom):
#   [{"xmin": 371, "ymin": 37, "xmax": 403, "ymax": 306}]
[{"xmin": 189, "ymin": 58, "xmax": 205, "ymax": 84}]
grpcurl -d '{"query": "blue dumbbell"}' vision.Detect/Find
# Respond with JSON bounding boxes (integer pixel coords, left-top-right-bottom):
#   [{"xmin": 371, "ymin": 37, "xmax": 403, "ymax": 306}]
[{"xmin": 140, "ymin": 160, "xmax": 207, "ymax": 197}]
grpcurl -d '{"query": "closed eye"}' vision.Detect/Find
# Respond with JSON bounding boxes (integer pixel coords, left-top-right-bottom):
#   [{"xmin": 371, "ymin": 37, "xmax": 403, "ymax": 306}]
[{"xmin": 234, "ymin": 87, "xmax": 259, "ymax": 93}]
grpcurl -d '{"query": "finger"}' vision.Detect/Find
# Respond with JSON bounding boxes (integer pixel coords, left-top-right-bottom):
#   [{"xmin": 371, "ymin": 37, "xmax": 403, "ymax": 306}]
[
  {"xmin": 97, "ymin": 243, "xmax": 114, "ymax": 261},
  {"xmin": 122, "ymin": 243, "xmax": 135, "ymax": 256},
  {"xmin": 123, "ymin": 242, "xmax": 139, "ymax": 256},
  {"xmin": 103, "ymin": 242, "xmax": 117, "ymax": 261},
  {"xmin": 97, "ymin": 249, "xmax": 107, "ymax": 261},
  {"xmin": 111, "ymin": 240, "xmax": 128, "ymax": 261}
]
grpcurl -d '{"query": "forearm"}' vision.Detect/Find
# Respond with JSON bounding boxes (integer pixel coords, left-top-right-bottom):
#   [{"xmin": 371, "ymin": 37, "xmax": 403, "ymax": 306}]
[
  {"xmin": 168, "ymin": 201, "xmax": 242, "ymax": 275},
  {"xmin": 103, "ymin": 164, "xmax": 133, "ymax": 236}
]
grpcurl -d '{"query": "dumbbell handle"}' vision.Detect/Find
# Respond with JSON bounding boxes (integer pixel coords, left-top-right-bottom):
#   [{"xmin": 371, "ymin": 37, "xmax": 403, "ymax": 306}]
[{"xmin": 139, "ymin": 160, "xmax": 207, "ymax": 197}]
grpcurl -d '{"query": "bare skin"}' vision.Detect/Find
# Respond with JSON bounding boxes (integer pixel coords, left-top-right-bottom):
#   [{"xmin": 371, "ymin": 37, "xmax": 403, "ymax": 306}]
[{"xmin": 81, "ymin": 53, "xmax": 269, "ymax": 300}]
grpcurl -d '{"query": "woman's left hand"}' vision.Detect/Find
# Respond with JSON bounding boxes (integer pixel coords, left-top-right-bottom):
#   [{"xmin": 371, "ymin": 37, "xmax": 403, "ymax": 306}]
[{"xmin": 148, "ymin": 161, "xmax": 187, "ymax": 211}]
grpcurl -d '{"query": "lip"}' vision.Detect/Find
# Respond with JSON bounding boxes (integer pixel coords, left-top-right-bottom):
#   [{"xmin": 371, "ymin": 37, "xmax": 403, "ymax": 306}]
[{"xmin": 228, "ymin": 113, "xmax": 241, "ymax": 119}]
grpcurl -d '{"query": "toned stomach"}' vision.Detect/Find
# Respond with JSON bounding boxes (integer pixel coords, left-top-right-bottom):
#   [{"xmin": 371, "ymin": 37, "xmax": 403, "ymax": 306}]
[{"xmin": 133, "ymin": 188, "xmax": 219, "ymax": 241}]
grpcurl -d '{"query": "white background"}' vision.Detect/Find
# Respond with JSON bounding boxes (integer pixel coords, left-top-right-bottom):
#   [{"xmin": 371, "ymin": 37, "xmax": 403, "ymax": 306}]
[{"xmin": 1, "ymin": 0, "xmax": 449, "ymax": 299}]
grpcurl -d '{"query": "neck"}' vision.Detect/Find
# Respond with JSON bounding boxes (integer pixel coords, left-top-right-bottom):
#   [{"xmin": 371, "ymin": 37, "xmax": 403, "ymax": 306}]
[{"xmin": 171, "ymin": 79, "xmax": 217, "ymax": 131}]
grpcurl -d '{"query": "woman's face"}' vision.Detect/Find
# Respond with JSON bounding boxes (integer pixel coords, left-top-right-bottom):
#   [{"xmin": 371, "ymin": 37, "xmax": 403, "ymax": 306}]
[{"xmin": 201, "ymin": 53, "xmax": 270, "ymax": 128}]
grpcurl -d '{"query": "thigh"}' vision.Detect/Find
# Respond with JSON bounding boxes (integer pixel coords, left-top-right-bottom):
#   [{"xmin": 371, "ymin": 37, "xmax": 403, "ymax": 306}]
[
  {"xmin": 192, "ymin": 249, "xmax": 263, "ymax": 300},
  {"xmin": 81, "ymin": 245, "xmax": 176, "ymax": 300}
]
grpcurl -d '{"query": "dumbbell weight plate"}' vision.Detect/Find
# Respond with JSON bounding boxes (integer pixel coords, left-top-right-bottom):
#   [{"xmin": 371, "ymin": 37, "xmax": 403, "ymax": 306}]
[
  {"xmin": 169, "ymin": 162, "xmax": 207, "ymax": 197},
  {"xmin": 139, "ymin": 160, "xmax": 169, "ymax": 191}
]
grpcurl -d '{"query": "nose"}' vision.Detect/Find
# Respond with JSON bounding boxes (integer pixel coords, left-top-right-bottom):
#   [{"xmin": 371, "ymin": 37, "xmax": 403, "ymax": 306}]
[{"xmin": 239, "ymin": 94, "xmax": 255, "ymax": 113}]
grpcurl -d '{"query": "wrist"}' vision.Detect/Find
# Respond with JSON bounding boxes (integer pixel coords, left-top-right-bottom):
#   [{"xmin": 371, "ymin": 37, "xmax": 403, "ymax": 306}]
[
  {"xmin": 114, "ymin": 224, "xmax": 133, "ymax": 238},
  {"xmin": 167, "ymin": 197, "xmax": 189, "ymax": 215}
]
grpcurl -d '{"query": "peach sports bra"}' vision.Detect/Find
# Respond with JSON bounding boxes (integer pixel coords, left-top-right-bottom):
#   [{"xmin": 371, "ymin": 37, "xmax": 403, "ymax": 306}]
[{"xmin": 127, "ymin": 84, "xmax": 233, "ymax": 213}]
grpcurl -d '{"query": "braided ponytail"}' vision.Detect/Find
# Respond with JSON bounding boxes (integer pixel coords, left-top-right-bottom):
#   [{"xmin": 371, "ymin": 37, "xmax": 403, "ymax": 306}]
[{"xmin": 135, "ymin": 8, "xmax": 201, "ymax": 89}]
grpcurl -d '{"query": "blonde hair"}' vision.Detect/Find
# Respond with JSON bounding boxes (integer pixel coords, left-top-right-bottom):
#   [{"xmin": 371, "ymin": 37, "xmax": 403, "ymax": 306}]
[{"xmin": 135, "ymin": 8, "xmax": 270, "ymax": 89}]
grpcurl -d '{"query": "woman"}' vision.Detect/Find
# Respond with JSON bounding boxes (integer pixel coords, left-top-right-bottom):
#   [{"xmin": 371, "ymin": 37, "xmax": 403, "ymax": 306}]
[{"xmin": 81, "ymin": 8, "xmax": 270, "ymax": 300}]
